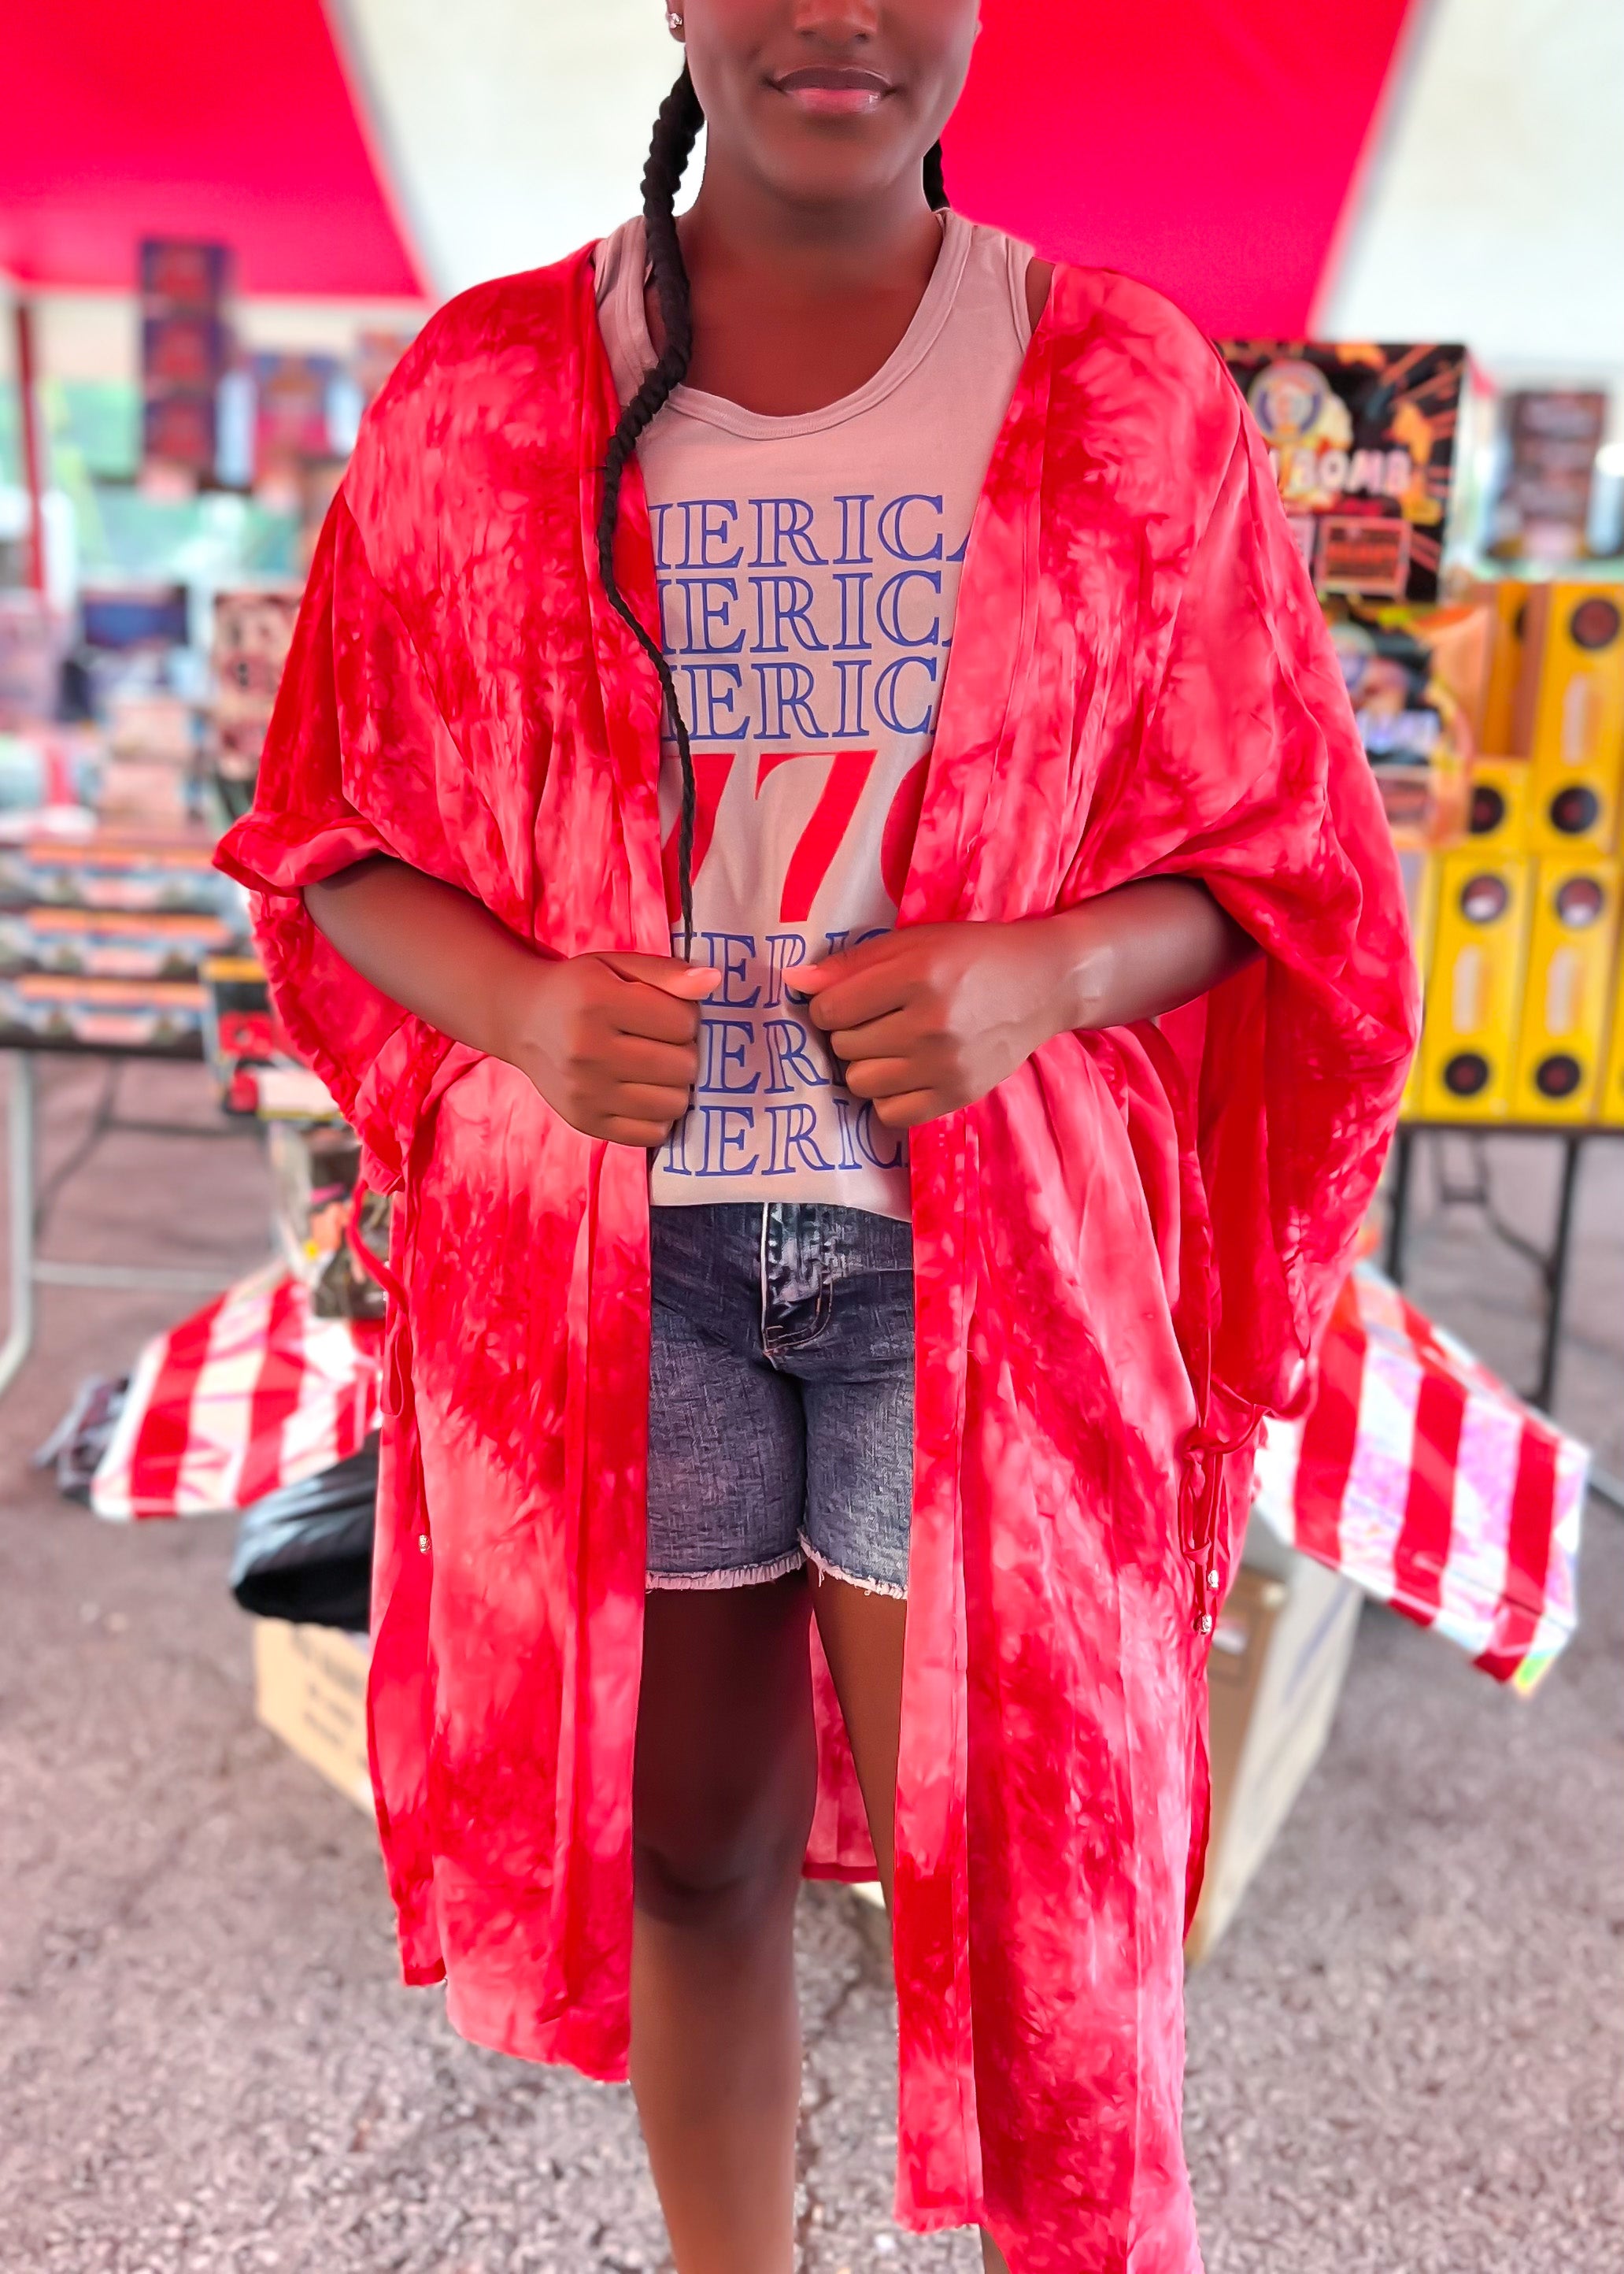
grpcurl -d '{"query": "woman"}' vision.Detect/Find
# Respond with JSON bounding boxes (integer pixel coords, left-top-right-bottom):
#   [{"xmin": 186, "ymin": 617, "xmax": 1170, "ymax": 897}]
[{"xmin": 220, "ymin": 4, "xmax": 1416, "ymax": 2268}]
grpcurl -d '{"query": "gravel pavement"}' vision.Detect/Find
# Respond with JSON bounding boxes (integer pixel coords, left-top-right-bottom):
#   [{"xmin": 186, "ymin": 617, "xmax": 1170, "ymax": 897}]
[{"xmin": 2, "ymin": 1058, "xmax": 1620, "ymax": 2274}]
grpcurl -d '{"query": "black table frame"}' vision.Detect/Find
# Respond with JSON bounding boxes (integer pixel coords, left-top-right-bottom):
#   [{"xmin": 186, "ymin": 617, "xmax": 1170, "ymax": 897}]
[
  {"xmin": 0, "ymin": 1046, "xmax": 252, "ymax": 1402},
  {"xmin": 1382, "ymin": 1117, "xmax": 1623, "ymax": 1509}
]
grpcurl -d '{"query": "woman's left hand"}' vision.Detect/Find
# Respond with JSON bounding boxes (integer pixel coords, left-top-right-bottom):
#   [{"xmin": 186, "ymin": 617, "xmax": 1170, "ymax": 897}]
[
  {"xmin": 796, "ymin": 883, "xmax": 1257, "ymax": 1131},
  {"xmin": 796, "ymin": 920, "xmax": 1074, "ymax": 1131}
]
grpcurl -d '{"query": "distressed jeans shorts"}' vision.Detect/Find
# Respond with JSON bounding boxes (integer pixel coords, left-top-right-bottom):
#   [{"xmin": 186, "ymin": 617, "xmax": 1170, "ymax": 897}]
[{"xmin": 646, "ymin": 1202, "xmax": 915, "ymax": 1598}]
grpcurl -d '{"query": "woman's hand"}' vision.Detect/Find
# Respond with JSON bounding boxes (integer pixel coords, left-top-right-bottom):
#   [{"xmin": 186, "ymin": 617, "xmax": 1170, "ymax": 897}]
[
  {"xmin": 796, "ymin": 882, "xmax": 1256, "ymax": 1131},
  {"xmin": 304, "ymin": 859, "xmax": 717, "ymax": 1148},
  {"xmin": 796, "ymin": 922, "xmax": 1066, "ymax": 1130},
  {"xmin": 494, "ymin": 951, "xmax": 719, "ymax": 1147}
]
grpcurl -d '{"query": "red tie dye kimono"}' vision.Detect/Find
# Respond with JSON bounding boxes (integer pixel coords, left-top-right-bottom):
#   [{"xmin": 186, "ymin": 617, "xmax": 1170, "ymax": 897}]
[{"xmin": 219, "ymin": 246, "xmax": 1415, "ymax": 2272}]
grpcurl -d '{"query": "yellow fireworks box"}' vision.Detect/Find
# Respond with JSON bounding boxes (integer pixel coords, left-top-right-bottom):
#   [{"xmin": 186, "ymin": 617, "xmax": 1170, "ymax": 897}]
[
  {"xmin": 1417, "ymin": 851, "xmax": 1533, "ymax": 1120},
  {"xmin": 1397, "ymin": 846, "xmax": 1439, "ymax": 1119},
  {"xmin": 1510, "ymin": 859, "xmax": 1621, "ymax": 1121},
  {"xmin": 1465, "ymin": 756, "xmax": 1533, "ymax": 854},
  {"xmin": 1475, "ymin": 578, "xmax": 1530, "ymax": 756},
  {"xmin": 1516, "ymin": 584, "xmax": 1624, "ymax": 856},
  {"xmin": 1598, "ymin": 927, "xmax": 1624, "ymax": 1128}
]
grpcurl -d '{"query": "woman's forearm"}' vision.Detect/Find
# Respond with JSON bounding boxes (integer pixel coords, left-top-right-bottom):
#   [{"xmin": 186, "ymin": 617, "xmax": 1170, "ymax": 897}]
[
  {"xmin": 1041, "ymin": 877, "xmax": 1257, "ymax": 1036},
  {"xmin": 304, "ymin": 859, "xmax": 720, "ymax": 1145},
  {"xmin": 303, "ymin": 856, "xmax": 542, "ymax": 1061}
]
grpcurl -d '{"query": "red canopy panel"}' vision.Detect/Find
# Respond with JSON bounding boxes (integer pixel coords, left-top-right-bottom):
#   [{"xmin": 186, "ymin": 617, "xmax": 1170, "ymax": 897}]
[
  {"xmin": 2, "ymin": 0, "xmax": 424, "ymax": 298},
  {"xmin": 945, "ymin": 0, "xmax": 1419, "ymax": 338}
]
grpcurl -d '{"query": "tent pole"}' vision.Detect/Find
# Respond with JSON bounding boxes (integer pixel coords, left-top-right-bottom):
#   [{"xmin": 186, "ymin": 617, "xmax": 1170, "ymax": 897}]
[{"xmin": 13, "ymin": 298, "xmax": 47, "ymax": 595}]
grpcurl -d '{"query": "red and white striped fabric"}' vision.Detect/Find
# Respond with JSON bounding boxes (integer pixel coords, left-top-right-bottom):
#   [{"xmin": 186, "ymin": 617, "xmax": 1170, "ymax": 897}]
[
  {"xmin": 1252, "ymin": 1269, "xmax": 1587, "ymax": 1692},
  {"xmin": 91, "ymin": 1265, "xmax": 382, "ymax": 1522}
]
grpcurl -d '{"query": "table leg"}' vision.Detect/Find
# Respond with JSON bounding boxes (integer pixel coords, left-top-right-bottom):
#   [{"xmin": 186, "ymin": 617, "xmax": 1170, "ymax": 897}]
[
  {"xmin": 1532, "ymin": 1133, "xmax": 1584, "ymax": 1415},
  {"xmin": 0, "ymin": 1053, "xmax": 38, "ymax": 1397}
]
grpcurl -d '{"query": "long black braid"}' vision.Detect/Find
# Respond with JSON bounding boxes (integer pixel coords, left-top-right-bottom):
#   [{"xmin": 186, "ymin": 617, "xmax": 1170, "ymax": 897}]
[{"xmin": 594, "ymin": 65, "xmax": 949, "ymax": 955}]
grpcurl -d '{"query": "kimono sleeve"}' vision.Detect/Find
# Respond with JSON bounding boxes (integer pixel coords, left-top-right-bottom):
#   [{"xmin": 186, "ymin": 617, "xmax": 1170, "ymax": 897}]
[
  {"xmin": 216, "ymin": 496, "xmax": 466, "ymax": 1190},
  {"xmin": 1105, "ymin": 409, "xmax": 1419, "ymax": 1423}
]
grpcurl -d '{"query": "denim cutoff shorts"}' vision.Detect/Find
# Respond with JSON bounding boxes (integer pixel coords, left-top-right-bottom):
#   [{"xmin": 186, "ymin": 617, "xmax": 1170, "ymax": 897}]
[{"xmin": 646, "ymin": 1202, "xmax": 915, "ymax": 1597}]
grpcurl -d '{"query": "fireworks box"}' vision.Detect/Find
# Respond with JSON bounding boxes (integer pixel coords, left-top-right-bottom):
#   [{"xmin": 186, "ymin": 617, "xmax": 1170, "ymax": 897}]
[
  {"xmin": 1416, "ymin": 850, "xmax": 1534, "ymax": 1120},
  {"xmin": 1600, "ymin": 928, "xmax": 1624, "ymax": 1128},
  {"xmin": 0, "ymin": 972, "xmax": 206, "ymax": 1055},
  {"xmin": 1519, "ymin": 584, "xmax": 1624, "ymax": 857},
  {"xmin": 1222, "ymin": 342, "xmax": 1469, "ymax": 603},
  {"xmin": 139, "ymin": 238, "xmax": 233, "ymax": 485},
  {"xmin": 1466, "ymin": 756, "xmax": 1534, "ymax": 853},
  {"xmin": 1509, "ymin": 857, "xmax": 1622, "ymax": 1121},
  {"xmin": 0, "ymin": 830, "xmax": 245, "ymax": 1056},
  {"xmin": 1396, "ymin": 845, "xmax": 1438, "ymax": 1119},
  {"xmin": 1324, "ymin": 600, "xmax": 1478, "ymax": 847},
  {"xmin": 210, "ymin": 588, "xmax": 300, "ymax": 785},
  {"xmin": 252, "ymin": 354, "xmax": 345, "ymax": 490},
  {"xmin": 0, "ymin": 906, "xmax": 235, "ymax": 983},
  {"xmin": 0, "ymin": 830, "xmax": 242, "ymax": 921}
]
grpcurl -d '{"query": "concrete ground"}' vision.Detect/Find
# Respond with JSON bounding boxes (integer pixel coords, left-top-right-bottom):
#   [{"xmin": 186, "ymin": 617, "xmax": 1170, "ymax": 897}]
[{"xmin": 1, "ymin": 1056, "xmax": 1620, "ymax": 2274}]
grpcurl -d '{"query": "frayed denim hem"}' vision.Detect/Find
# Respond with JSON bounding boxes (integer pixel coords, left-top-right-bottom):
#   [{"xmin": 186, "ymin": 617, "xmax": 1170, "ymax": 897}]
[
  {"xmin": 646, "ymin": 1548, "xmax": 805, "ymax": 1592},
  {"xmin": 800, "ymin": 1532, "xmax": 908, "ymax": 1601}
]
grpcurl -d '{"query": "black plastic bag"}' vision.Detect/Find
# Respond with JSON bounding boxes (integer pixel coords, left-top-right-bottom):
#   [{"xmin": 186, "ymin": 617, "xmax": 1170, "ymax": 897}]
[{"xmin": 228, "ymin": 1439, "xmax": 377, "ymax": 1631}]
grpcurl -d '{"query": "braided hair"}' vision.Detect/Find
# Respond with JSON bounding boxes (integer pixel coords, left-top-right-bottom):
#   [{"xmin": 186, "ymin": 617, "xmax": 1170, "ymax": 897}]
[{"xmin": 594, "ymin": 65, "xmax": 949, "ymax": 955}]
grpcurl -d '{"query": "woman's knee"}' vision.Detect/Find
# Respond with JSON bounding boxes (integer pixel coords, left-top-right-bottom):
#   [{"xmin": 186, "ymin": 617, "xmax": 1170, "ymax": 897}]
[
  {"xmin": 633, "ymin": 1578, "xmax": 817, "ymax": 1932},
  {"xmin": 633, "ymin": 1805, "xmax": 808, "ymax": 1933}
]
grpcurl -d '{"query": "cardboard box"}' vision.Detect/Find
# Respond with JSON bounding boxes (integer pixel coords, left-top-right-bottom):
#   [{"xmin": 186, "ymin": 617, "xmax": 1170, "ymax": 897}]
[
  {"xmin": 1417, "ymin": 851, "xmax": 1534, "ymax": 1119},
  {"xmin": 1511, "ymin": 858, "xmax": 1621, "ymax": 1120},
  {"xmin": 253, "ymin": 1620, "xmax": 374, "ymax": 1817},
  {"xmin": 1186, "ymin": 1524, "xmax": 1364, "ymax": 1964},
  {"xmin": 1522, "ymin": 584, "xmax": 1624, "ymax": 855}
]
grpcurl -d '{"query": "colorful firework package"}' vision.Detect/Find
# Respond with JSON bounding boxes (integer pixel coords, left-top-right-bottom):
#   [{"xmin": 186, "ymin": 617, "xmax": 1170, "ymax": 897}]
[
  {"xmin": 1323, "ymin": 596, "xmax": 1493, "ymax": 846},
  {"xmin": 1223, "ymin": 341, "xmax": 1469, "ymax": 604}
]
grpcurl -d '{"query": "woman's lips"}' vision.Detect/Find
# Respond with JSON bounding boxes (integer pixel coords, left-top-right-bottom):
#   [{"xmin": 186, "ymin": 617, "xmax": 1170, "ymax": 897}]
[{"xmin": 771, "ymin": 65, "xmax": 893, "ymax": 117}]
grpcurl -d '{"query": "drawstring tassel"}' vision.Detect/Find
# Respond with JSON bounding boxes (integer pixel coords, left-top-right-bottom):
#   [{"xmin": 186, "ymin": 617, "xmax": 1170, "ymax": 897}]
[{"xmin": 1179, "ymin": 1416, "xmax": 1260, "ymax": 1637}]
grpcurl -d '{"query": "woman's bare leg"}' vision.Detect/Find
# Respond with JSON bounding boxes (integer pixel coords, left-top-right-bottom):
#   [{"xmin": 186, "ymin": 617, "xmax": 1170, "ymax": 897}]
[
  {"xmin": 812, "ymin": 1573, "xmax": 1011, "ymax": 2274},
  {"xmin": 631, "ymin": 1574, "xmax": 818, "ymax": 2274}
]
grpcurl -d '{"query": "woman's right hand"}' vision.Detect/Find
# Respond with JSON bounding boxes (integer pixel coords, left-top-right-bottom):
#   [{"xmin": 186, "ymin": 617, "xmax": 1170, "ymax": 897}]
[
  {"xmin": 497, "ymin": 951, "xmax": 719, "ymax": 1147},
  {"xmin": 303, "ymin": 860, "xmax": 716, "ymax": 1150}
]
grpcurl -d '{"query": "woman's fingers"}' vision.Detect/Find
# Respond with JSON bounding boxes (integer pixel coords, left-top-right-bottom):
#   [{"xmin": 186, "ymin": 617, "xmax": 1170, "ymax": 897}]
[
  {"xmin": 605, "ymin": 972, "xmax": 711, "ymax": 1045},
  {"xmin": 602, "ymin": 1031, "xmax": 701, "ymax": 1087},
  {"xmin": 597, "ymin": 950, "xmax": 721, "ymax": 1002},
  {"xmin": 871, "ymin": 1089, "xmax": 941, "ymax": 1129},
  {"xmin": 801, "ymin": 963, "xmax": 912, "ymax": 1033},
  {"xmin": 605, "ymin": 1080, "xmax": 694, "ymax": 1125},
  {"xmin": 826, "ymin": 1008, "xmax": 919, "ymax": 1061},
  {"xmin": 601, "ymin": 1113, "xmax": 680, "ymax": 1149},
  {"xmin": 842, "ymin": 1054, "xmax": 924, "ymax": 1101}
]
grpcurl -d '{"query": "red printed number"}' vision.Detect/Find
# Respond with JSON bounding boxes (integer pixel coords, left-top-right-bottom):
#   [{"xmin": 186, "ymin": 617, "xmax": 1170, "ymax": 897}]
[
  {"xmin": 757, "ymin": 750, "xmax": 878, "ymax": 923},
  {"xmin": 661, "ymin": 752, "xmax": 735, "ymax": 918}
]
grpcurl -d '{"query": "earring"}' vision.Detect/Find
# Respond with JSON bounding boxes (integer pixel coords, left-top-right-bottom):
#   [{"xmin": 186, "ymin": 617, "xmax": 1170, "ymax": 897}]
[{"xmin": 666, "ymin": 8, "xmax": 684, "ymax": 32}]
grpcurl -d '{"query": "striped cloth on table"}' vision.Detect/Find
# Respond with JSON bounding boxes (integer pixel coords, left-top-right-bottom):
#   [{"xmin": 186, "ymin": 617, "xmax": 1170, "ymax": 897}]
[
  {"xmin": 91, "ymin": 1266, "xmax": 383, "ymax": 1521},
  {"xmin": 1252, "ymin": 1268, "xmax": 1588, "ymax": 1693}
]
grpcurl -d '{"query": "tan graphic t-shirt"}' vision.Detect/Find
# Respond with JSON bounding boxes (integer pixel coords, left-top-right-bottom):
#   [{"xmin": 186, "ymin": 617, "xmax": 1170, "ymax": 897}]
[{"xmin": 594, "ymin": 210, "xmax": 1032, "ymax": 1218}]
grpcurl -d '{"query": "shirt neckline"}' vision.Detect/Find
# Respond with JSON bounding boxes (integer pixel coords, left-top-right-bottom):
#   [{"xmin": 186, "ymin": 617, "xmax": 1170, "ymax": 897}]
[{"xmin": 609, "ymin": 209, "xmax": 975, "ymax": 441}]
